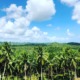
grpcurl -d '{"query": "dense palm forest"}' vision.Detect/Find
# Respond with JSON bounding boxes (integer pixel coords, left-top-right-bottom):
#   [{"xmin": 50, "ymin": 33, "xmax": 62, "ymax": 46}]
[{"xmin": 0, "ymin": 42, "xmax": 80, "ymax": 80}]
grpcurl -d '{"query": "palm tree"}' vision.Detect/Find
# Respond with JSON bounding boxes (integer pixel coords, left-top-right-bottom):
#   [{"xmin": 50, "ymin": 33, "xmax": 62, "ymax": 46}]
[
  {"xmin": 0, "ymin": 42, "xmax": 13, "ymax": 79},
  {"xmin": 19, "ymin": 51, "xmax": 29, "ymax": 80},
  {"xmin": 37, "ymin": 46, "xmax": 43, "ymax": 80},
  {"xmin": 63, "ymin": 47, "xmax": 77, "ymax": 80},
  {"xmin": 27, "ymin": 52, "xmax": 36, "ymax": 80}
]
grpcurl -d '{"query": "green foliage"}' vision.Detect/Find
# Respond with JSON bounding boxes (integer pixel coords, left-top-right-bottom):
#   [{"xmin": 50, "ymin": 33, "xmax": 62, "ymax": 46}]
[{"xmin": 0, "ymin": 42, "xmax": 80, "ymax": 80}]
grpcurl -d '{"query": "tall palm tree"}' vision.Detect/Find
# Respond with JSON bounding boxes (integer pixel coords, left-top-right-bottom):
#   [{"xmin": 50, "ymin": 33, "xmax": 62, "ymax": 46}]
[
  {"xmin": 0, "ymin": 42, "xmax": 13, "ymax": 79},
  {"xmin": 19, "ymin": 51, "xmax": 29, "ymax": 80},
  {"xmin": 37, "ymin": 46, "xmax": 43, "ymax": 80}
]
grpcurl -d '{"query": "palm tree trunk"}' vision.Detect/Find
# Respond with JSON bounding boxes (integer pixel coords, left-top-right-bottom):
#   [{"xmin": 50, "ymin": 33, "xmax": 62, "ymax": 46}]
[
  {"xmin": 24, "ymin": 63, "xmax": 27, "ymax": 80},
  {"xmin": 30, "ymin": 75, "xmax": 31, "ymax": 80},
  {"xmin": 41, "ymin": 65, "xmax": 43, "ymax": 80},
  {"xmin": 0, "ymin": 73, "xmax": 2, "ymax": 80},
  {"xmin": 69, "ymin": 71, "xmax": 71, "ymax": 80},
  {"xmin": 63, "ymin": 68, "xmax": 65, "ymax": 80},
  {"xmin": 51, "ymin": 66, "xmax": 53, "ymax": 80},
  {"xmin": 48, "ymin": 68, "xmax": 49, "ymax": 79},
  {"xmin": 56, "ymin": 67, "xmax": 58, "ymax": 74},
  {"xmin": 30, "ymin": 65, "xmax": 31, "ymax": 80},
  {"xmin": 2, "ymin": 62, "xmax": 6, "ymax": 79},
  {"xmin": 75, "ymin": 68, "xmax": 77, "ymax": 78}
]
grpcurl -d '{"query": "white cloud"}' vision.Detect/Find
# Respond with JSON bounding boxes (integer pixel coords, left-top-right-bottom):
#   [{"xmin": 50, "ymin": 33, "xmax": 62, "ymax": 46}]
[
  {"xmin": 0, "ymin": 17, "xmax": 30, "ymax": 36},
  {"xmin": 3, "ymin": 4, "xmax": 25, "ymax": 19},
  {"xmin": 0, "ymin": 17, "xmax": 6, "ymax": 28},
  {"xmin": 61, "ymin": 0, "xmax": 78, "ymax": 6},
  {"xmin": 0, "ymin": 4, "xmax": 30, "ymax": 36},
  {"xmin": 24, "ymin": 26, "xmax": 49, "ymax": 42},
  {"xmin": 48, "ymin": 36, "xmax": 69, "ymax": 42},
  {"xmin": 0, "ymin": 0, "xmax": 57, "ymax": 42},
  {"xmin": 43, "ymin": 32, "xmax": 48, "ymax": 35},
  {"xmin": 0, "ymin": 0, "xmax": 74, "ymax": 42},
  {"xmin": 72, "ymin": 1, "xmax": 80, "ymax": 24},
  {"xmin": 60, "ymin": 0, "xmax": 80, "ymax": 24},
  {"xmin": 67, "ymin": 29, "xmax": 74, "ymax": 37},
  {"xmin": 26, "ymin": 0, "xmax": 56, "ymax": 21}
]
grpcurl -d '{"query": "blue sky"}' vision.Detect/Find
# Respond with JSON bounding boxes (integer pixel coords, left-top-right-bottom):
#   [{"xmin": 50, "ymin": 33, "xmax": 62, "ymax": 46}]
[{"xmin": 0, "ymin": 0, "xmax": 80, "ymax": 43}]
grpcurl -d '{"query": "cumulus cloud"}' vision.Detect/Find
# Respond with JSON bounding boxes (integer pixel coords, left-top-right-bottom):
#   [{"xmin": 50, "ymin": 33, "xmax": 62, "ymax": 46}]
[
  {"xmin": 0, "ymin": 0, "xmax": 57, "ymax": 42},
  {"xmin": 60, "ymin": 0, "xmax": 80, "ymax": 24},
  {"xmin": 0, "ymin": 4, "xmax": 30, "ymax": 36},
  {"xmin": 0, "ymin": 0, "xmax": 73, "ymax": 42},
  {"xmin": 24, "ymin": 26, "xmax": 49, "ymax": 42},
  {"xmin": 26, "ymin": 0, "xmax": 56, "ymax": 21},
  {"xmin": 3, "ymin": 4, "xmax": 25, "ymax": 19},
  {"xmin": 72, "ymin": 1, "xmax": 80, "ymax": 24}
]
